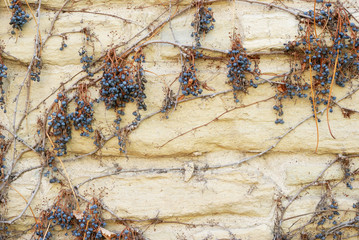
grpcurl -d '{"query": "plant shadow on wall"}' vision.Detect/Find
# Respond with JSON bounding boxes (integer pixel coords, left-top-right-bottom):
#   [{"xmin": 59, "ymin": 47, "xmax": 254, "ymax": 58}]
[{"xmin": 0, "ymin": 0, "xmax": 359, "ymax": 239}]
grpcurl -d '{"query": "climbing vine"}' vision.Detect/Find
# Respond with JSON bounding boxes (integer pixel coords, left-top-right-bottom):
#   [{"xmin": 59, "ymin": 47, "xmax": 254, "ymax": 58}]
[
  {"xmin": 283, "ymin": 2, "xmax": 359, "ymax": 151},
  {"xmin": 0, "ymin": 0, "xmax": 359, "ymax": 239},
  {"xmin": 0, "ymin": 54, "xmax": 7, "ymax": 113}
]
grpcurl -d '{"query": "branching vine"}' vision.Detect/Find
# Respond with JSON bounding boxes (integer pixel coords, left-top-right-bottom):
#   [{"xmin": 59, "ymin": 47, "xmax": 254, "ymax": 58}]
[{"xmin": 0, "ymin": 0, "xmax": 359, "ymax": 239}]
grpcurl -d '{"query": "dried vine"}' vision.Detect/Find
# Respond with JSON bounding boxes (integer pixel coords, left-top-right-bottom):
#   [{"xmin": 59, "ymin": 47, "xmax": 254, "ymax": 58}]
[{"xmin": 0, "ymin": 0, "xmax": 358, "ymax": 240}]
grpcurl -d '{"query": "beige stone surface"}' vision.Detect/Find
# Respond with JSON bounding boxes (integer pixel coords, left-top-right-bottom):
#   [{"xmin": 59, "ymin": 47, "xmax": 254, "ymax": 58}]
[{"xmin": 1, "ymin": 0, "xmax": 359, "ymax": 239}]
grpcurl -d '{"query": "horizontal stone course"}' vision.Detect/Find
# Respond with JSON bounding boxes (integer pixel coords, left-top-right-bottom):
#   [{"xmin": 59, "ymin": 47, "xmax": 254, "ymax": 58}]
[{"xmin": 1, "ymin": 0, "xmax": 359, "ymax": 239}]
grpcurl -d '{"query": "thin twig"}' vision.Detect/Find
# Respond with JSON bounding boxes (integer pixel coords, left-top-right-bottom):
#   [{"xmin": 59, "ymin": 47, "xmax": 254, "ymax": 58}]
[
  {"xmin": 42, "ymin": 0, "xmax": 71, "ymax": 47},
  {"xmin": 0, "ymin": 167, "xmax": 43, "ymax": 224},
  {"xmin": 7, "ymin": 184, "xmax": 38, "ymax": 223},
  {"xmin": 45, "ymin": 131, "xmax": 79, "ymax": 210},
  {"xmin": 158, "ymin": 96, "xmax": 275, "ymax": 148}
]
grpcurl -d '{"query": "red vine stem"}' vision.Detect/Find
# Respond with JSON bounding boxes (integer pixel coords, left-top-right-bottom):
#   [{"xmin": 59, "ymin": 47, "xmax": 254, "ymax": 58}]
[
  {"xmin": 326, "ymin": 11, "xmax": 342, "ymax": 139},
  {"xmin": 24, "ymin": 0, "xmax": 42, "ymax": 45},
  {"xmin": 308, "ymin": 59, "xmax": 319, "ymax": 152},
  {"xmin": 83, "ymin": 220, "xmax": 90, "ymax": 240},
  {"xmin": 8, "ymin": 184, "xmax": 38, "ymax": 224}
]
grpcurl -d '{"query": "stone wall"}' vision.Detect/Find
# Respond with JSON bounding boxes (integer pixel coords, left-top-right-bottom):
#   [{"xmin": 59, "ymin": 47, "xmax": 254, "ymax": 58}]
[{"xmin": 0, "ymin": 0, "xmax": 359, "ymax": 239}]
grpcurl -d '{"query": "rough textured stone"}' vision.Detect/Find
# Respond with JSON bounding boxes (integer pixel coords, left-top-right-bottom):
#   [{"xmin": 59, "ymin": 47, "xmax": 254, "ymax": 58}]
[{"xmin": 1, "ymin": 0, "xmax": 359, "ymax": 239}]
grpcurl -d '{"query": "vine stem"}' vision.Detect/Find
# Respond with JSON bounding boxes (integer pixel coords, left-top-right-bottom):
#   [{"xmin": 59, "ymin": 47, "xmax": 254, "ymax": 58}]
[
  {"xmin": 0, "ymin": 167, "xmax": 43, "ymax": 224},
  {"xmin": 7, "ymin": 184, "xmax": 38, "ymax": 223},
  {"xmin": 308, "ymin": 59, "xmax": 319, "ymax": 153},
  {"xmin": 306, "ymin": 20, "xmax": 319, "ymax": 153},
  {"xmin": 3, "ymin": 0, "xmax": 11, "ymax": 11},
  {"xmin": 277, "ymin": 155, "xmax": 340, "ymax": 231},
  {"xmin": 313, "ymin": 0, "xmax": 318, "ymax": 39},
  {"xmin": 158, "ymin": 96, "xmax": 274, "ymax": 148},
  {"xmin": 326, "ymin": 12, "xmax": 342, "ymax": 140},
  {"xmin": 327, "ymin": 49, "xmax": 339, "ymax": 139},
  {"xmin": 45, "ymin": 131, "xmax": 80, "ymax": 210},
  {"xmin": 24, "ymin": 0, "xmax": 42, "ymax": 45},
  {"xmin": 42, "ymin": 221, "xmax": 51, "ymax": 240},
  {"xmin": 42, "ymin": 0, "xmax": 71, "ymax": 47},
  {"xmin": 83, "ymin": 220, "xmax": 90, "ymax": 240}
]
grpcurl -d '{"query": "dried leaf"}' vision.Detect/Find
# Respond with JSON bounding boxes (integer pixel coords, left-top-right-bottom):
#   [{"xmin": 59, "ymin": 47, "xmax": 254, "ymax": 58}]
[
  {"xmin": 341, "ymin": 108, "xmax": 354, "ymax": 119},
  {"xmin": 184, "ymin": 162, "xmax": 195, "ymax": 182},
  {"xmin": 187, "ymin": 79, "xmax": 193, "ymax": 86},
  {"xmin": 277, "ymin": 84, "xmax": 287, "ymax": 93},
  {"xmin": 178, "ymin": 95, "xmax": 185, "ymax": 101},
  {"xmin": 72, "ymin": 210, "xmax": 83, "ymax": 220},
  {"xmin": 100, "ymin": 227, "xmax": 116, "ymax": 239},
  {"xmin": 202, "ymin": 82, "xmax": 215, "ymax": 91}
]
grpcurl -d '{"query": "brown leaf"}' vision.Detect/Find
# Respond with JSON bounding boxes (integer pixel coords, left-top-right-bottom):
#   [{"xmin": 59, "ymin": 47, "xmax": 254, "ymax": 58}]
[
  {"xmin": 341, "ymin": 108, "xmax": 355, "ymax": 119},
  {"xmin": 187, "ymin": 79, "xmax": 193, "ymax": 86},
  {"xmin": 178, "ymin": 95, "xmax": 185, "ymax": 101},
  {"xmin": 277, "ymin": 84, "xmax": 287, "ymax": 93},
  {"xmin": 202, "ymin": 82, "xmax": 215, "ymax": 91}
]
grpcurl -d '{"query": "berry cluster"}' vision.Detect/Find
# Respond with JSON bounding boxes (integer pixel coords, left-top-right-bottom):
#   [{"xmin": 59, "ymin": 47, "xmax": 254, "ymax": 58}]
[
  {"xmin": 73, "ymin": 203, "xmax": 143, "ymax": 240},
  {"xmin": 9, "ymin": 0, "xmax": 30, "ymax": 34},
  {"xmin": 72, "ymin": 203, "xmax": 106, "ymax": 239},
  {"xmin": 0, "ymin": 62, "xmax": 8, "ymax": 112},
  {"xmin": 0, "ymin": 225, "xmax": 9, "ymax": 238},
  {"xmin": 273, "ymin": 73, "xmax": 309, "ymax": 124},
  {"xmin": 34, "ymin": 192, "xmax": 143, "ymax": 240},
  {"xmin": 178, "ymin": 56, "xmax": 202, "ymax": 97},
  {"xmin": 311, "ymin": 199, "xmax": 346, "ymax": 240},
  {"xmin": 59, "ymin": 43, "xmax": 67, "ymax": 51},
  {"xmin": 161, "ymin": 88, "xmax": 176, "ymax": 118},
  {"xmin": 59, "ymin": 35, "xmax": 68, "ymax": 51},
  {"xmin": 0, "ymin": 133, "xmax": 8, "ymax": 180},
  {"xmin": 191, "ymin": 1, "xmax": 215, "ymax": 48},
  {"xmin": 302, "ymin": 3, "xmax": 345, "ymax": 31},
  {"xmin": 227, "ymin": 35, "xmax": 259, "ymax": 103},
  {"xmin": 0, "ymin": 64, "xmax": 7, "ymax": 81},
  {"xmin": 283, "ymin": 163, "xmax": 359, "ymax": 240},
  {"xmin": 115, "ymin": 227, "xmax": 141, "ymax": 240},
  {"xmin": 194, "ymin": 49, "xmax": 204, "ymax": 59},
  {"xmin": 34, "ymin": 190, "xmax": 76, "ymax": 240},
  {"xmin": 0, "ymin": 89, "xmax": 5, "ymax": 113},
  {"xmin": 281, "ymin": 3, "xmax": 359, "ymax": 125},
  {"xmin": 116, "ymin": 127, "xmax": 129, "ymax": 153},
  {"xmin": 100, "ymin": 49, "xmax": 147, "ymax": 152},
  {"xmin": 47, "ymin": 93, "xmax": 71, "ymax": 156},
  {"xmin": 344, "ymin": 168, "xmax": 354, "ymax": 190},
  {"xmin": 341, "ymin": 158, "xmax": 355, "ymax": 190},
  {"xmin": 42, "ymin": 150, "xmax": 60, "ymax": 184},
  {"xmin": 79, "ymin": 48, "xmax": 94, "ymax": 77},
  {"xmin": 30, "ymin": 59, "xmax": 42, "ymax": 82},
  {"xmin": 353, "ymin": 201, "xmax": 359, "ymax": 217},
  {"xmin": 69, "ymin": 84, "xmax": 94, "ymax": 137},
  {"xmin": 100, "ymin": 49, "xmax": 147, "ymax": 111}
]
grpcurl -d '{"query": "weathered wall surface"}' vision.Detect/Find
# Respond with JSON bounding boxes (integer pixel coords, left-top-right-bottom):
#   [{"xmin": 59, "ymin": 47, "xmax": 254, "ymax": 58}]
[{"xmin": 1, "ymin": 0, "xmax": 359, "ymax": 239}]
